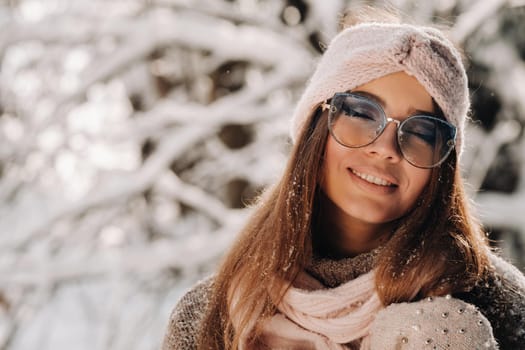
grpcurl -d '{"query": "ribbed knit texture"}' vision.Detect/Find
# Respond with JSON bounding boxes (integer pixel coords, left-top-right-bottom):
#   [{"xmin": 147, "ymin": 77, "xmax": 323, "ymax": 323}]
[
  {"xmin": 290, "ymin": 23, "xmax": 469, "ymax": 158},
  {"xmin": 307, "ymin": 245, "xmax": 382, "ymax": 288},
  {"xmin": 266, "ymin": 270, "xmax": 381, "ymax": 346}
]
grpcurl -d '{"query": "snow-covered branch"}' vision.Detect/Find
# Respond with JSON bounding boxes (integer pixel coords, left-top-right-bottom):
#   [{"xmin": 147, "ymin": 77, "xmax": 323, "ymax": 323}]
[{"xmin": 1, "ymin": 1, "xmax": 524, "ymax": 350}]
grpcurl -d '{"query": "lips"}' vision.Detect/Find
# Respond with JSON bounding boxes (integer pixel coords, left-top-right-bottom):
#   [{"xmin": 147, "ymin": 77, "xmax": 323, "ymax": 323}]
[{"xmin": 349, "ymin": 168, "xmax": 398, "ymax": 187}]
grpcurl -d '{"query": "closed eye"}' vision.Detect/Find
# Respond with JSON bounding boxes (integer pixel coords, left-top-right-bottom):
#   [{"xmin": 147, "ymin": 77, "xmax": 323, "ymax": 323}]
[
  {"xmin": 404, "ymin": 130, "xmax": 436, "ymax": 144},
  {"xmin": 341, "ymin": 104, "xmax": 375, "ymax": 121}
]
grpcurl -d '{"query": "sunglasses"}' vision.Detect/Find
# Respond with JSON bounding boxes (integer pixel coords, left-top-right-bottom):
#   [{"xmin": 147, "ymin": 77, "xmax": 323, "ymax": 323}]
[{"xmin": 321, "ymin": 92, "xmax": 457, "ymax": 169}]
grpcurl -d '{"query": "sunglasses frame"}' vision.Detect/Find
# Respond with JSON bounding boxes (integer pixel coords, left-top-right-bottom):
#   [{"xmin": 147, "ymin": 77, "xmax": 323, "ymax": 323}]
[{"xmin": 321, "ymin": 92, "xmax": 457, "ymax": 169}]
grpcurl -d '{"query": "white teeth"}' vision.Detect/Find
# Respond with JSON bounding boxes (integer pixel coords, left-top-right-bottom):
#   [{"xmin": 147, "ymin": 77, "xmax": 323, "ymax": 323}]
[{"xmin": 351, "ymin": 169, "xmax": 393, "ymax": 186}]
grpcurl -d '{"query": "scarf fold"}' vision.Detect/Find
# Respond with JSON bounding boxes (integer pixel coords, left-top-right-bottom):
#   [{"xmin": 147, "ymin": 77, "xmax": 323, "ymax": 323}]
[{"xmin": 234, "ymin": 269, "xmax": 383, "ymax": 349}]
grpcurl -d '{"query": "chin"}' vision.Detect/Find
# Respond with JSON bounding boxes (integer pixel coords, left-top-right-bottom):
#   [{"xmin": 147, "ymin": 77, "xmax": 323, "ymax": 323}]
[{"xmin": 343, "ymin": 204, "xmax": 407, "ymax": 226}]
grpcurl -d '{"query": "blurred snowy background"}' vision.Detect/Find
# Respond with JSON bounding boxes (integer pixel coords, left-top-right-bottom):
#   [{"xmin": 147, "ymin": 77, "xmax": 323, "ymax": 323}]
[{"xmin": 0, "ymin": 0, "xmax": 524, "ymax": 349}]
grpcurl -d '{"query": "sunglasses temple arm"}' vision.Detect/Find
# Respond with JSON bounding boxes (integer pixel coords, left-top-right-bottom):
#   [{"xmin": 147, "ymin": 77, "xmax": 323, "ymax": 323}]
[{"xmin": 321, "ymin": 101, "xmax": 330, "ymax": 112}]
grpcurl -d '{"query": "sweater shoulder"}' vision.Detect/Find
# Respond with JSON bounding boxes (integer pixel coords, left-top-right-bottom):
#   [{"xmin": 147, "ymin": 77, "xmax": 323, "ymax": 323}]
[
  {"xmin": 456, "ymin": 251, "xmax": 525, "ymax": 349},
  {"xmin": 161, "ymin": 276, "xmax": 214, "ymax": 350},
  {"xmin": 489, "ymin": 251, "xmax": 525, "ymax": 290}
]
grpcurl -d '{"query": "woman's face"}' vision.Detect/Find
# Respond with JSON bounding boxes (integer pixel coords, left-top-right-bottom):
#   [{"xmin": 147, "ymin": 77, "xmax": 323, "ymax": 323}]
[{"xmin": 320, "ymin": 71, "xmax": 433, "ymax": 233}]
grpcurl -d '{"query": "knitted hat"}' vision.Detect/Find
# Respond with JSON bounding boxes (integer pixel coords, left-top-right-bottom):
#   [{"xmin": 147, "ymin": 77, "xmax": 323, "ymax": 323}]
[{"xmin": 290, "ymin": 22, "xmax": 470, "ymax": 157}]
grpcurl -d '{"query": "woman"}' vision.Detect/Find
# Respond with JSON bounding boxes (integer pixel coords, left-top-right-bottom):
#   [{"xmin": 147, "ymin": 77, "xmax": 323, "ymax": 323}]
[{"xmin": 163, "ymin": 7, "xmax": 525, "ymax": 350}]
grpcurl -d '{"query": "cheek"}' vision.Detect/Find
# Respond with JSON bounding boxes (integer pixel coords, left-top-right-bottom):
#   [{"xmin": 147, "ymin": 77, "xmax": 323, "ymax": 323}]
[
  {"xmin": 408, "ymin": 168, "xmax": 432, "ymax": 200},
  {"xmin": 321, "ymin": 137, "xmax": 344, "ymax": 184},
  {"xmin": 319, "ymin": 147, "xmax": 332, "ymax": 191}
]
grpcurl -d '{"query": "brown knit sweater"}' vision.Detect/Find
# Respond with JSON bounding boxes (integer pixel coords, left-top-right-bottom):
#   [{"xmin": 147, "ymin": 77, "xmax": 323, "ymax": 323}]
[{"xmin": 162, "ymin": 251, "xmax": 525, "ymax": 349}]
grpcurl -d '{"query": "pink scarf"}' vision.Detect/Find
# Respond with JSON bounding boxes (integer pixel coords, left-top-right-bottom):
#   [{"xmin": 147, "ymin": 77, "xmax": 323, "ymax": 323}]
[{"xmin": 232, "ymin": 270, "xmax": 383, "ymax": 349}]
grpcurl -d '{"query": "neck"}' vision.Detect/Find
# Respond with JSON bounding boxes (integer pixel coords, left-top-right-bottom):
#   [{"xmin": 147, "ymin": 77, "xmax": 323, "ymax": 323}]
[{"xmin": 316, "ymin": 196, "xmax": 394, "ymax": 259}]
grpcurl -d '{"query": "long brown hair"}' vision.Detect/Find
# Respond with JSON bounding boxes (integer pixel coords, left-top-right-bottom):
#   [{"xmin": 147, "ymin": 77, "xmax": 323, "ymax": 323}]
[
  {"xmin": 198, "ymin": 8, "xmax": 490, "ymax": 350},
  {"xmin": 198, "ymin": 105, "xmax": 490, "ymax": 348},
  {"xmin": 199, "ymin": 106, "xmax": 327, "ymax": 349}
]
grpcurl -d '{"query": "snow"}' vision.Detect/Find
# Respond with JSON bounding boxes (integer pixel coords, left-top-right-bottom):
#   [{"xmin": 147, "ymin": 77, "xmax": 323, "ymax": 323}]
[{"xmin": 0, "ymin": 1, "xmax": 524, "ymax": 350}]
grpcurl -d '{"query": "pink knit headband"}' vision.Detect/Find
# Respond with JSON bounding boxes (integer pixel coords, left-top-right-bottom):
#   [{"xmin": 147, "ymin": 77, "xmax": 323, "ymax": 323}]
[{"xmin": 290, "ymin": 22, "xmax": 470, "ymax": 157}]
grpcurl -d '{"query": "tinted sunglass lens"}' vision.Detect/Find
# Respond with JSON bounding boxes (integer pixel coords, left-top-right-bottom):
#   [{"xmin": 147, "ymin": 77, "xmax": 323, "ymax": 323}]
[
  {"xmin": 399, "ymin": 116, "xmax": 455, "ymax": 168},
  {"xmin": 329, "ymin": 94, "xmax": 385, "ymax": 147}
]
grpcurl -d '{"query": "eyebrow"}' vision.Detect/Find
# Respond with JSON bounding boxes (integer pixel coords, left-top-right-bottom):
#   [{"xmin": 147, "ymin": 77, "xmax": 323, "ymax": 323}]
[{"xmin": 351, "ymin": 90, "xmax": 440, "ymax": 118}]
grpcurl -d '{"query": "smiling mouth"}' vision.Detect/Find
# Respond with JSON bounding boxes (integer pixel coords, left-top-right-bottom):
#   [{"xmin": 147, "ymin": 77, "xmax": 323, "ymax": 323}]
[{"xmin": 350, "ymin": 169, "xmax": 397, "ymax": 187}]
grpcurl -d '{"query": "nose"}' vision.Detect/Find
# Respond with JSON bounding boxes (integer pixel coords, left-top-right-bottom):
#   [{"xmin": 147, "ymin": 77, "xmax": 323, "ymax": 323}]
[{"xmin": 365, "ymin": 120, "xmax": 403, "ymax": 163}]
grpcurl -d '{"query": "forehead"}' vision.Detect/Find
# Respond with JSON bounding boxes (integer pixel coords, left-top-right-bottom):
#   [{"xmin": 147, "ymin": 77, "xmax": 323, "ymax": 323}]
[{"xmin": 351, "ymin": 72, "xmax": 435, "ymax": 116}]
